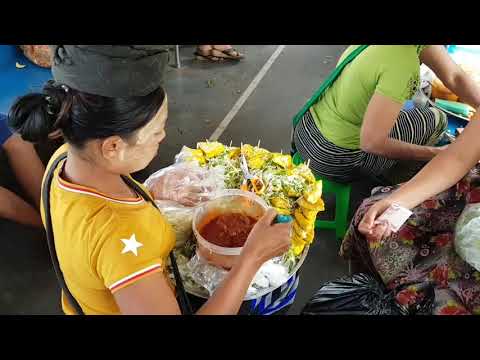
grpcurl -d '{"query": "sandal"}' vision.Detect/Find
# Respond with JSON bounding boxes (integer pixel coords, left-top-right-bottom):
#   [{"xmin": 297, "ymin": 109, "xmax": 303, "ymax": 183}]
[
  {"xmin": 211, "ymin": 47, "xmax": 244, "ymax": 60},
  {"xmin": 194, "ymin": 49, "xmax": 225, "ymax": 62}
]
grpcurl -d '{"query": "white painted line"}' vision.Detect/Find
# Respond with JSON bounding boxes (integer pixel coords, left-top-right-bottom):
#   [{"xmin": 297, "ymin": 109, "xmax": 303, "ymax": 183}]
[{"xmin": 209, "ymin": 45, "xmax": 286, "ymax": 141}]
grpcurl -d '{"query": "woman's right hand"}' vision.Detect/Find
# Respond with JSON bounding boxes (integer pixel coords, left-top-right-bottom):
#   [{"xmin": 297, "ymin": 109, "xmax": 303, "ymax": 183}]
[
  {"xmin": 358, "ymin": 198, "xmax": 395, "ymax": 242},
  {"xmin": 240, "ymin": 208, "xmax": 292, "ymax": 268}
]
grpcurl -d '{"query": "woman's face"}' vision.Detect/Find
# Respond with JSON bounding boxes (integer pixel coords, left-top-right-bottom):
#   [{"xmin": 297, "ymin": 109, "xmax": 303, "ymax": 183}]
[{"xmin": 97, "ymin": 96, "xmax": 168, "ymax": 174}]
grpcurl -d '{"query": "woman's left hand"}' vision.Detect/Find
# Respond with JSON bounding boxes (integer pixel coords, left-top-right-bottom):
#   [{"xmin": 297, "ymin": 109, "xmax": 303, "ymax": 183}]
[
  {"xmin": 148, "ymin": 168, "xmax": 211, "ymax": 206},
  {"xmin": 358, "ymin": 198, "xmax": 394, "ymax": 241},
  {"xmin": 171, "ymin": 184, "xmax": 211, "ymax": 207}
]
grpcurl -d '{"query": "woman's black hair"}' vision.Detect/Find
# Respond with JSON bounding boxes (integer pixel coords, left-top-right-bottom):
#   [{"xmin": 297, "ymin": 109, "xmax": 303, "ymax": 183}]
[{"xmin": 7, "ymin": 80, "xmax": 166, "ymax": 148}]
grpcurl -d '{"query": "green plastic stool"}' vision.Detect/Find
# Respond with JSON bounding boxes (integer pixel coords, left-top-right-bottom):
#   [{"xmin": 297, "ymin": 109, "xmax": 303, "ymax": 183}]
[{"xmin": 292, "ymin": 152, "xmax": 351, "ymax": 240}]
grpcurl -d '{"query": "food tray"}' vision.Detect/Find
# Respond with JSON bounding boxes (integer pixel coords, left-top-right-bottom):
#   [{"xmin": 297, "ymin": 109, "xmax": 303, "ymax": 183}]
[{"xmin": 181, "ymin": 244, "xmax": 310, "ymax": 301}]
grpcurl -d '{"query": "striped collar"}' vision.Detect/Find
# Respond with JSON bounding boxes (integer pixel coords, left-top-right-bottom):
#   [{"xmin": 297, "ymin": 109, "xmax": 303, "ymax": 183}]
[{"xmin": 56, "ymin": 160, "xmax": 144, "ymax": 205}]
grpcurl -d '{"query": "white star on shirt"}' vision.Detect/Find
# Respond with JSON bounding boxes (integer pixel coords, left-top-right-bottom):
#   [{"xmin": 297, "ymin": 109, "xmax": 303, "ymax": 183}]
[{"xmin": 120, "ymin": 234, "xmax": 143, "ymax": 256}]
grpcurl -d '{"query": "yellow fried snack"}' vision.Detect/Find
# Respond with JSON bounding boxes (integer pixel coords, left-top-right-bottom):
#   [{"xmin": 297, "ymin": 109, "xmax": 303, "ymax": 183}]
[
  {"xmin": 292, "ymin": 235, "xmax": 306, "ymax": 256},
  {"xmin": 197, "ymin": 141, "xmax": 225, "ymax": 158},
  {"xmin": 274, "ymin": 207, "xmax": 292, "ymax": 216},
  {"xmin": 305, "ymin": 229, "xmax": 315, "ymax": 244},
  {"xmin": 272, "ymin": 153, "xmax": 293, "ymax": 169},
  {"xmin": 301, "ymin": 207, "xmax": 318, "ymax": 222},
  {"xmin": 241, "ymin": 144, "xmax": 255, "ymax": 158},
  {"xmin": 248, "ymin": 155, "xmax": 267, "ymax": 170},
  {"xmin": 190, "ymin": 148, "xmax": 204, "ymax": 158},
  {"xmin": 240, "ymin": 144, "xmax": 272, "ymax": 169},
  {"xmin": 182, "ymin": 147, "xmax": 206, "ymax": 165},
  {"xmin": 270, "ymin": 196, "xmax": 291, "ymax": 209},
  {"xmin": 292, "ymin": 163, "xmax": 316, "ymax": 184},
  {"xmin": 293, "ymin": 221, "xmax": 308, "ymax": 239},
  {"xmin": 251, "ymin": 146, "xmax": 271, "ymax": 158},
  {"xmin": 298, "ymin": 197, "xmax": 325, "ymax": 212},
  {"xmin": 228, "ymin": 147, "xmax": 241, "ymax": 159},
  {"xmin": 293, "ymin": 245, "xmax": 305, "ymax": 256},
  {"xmin": 294, "ymin": 209, "xmax": 314, "ymax": 232},
  {"xmin": 303, "ymin": 181, "xmax": 323, "ymax": 204}
]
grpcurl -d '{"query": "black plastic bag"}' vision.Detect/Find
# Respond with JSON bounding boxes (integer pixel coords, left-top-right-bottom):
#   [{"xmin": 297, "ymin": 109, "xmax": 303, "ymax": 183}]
[
  {"xmin": 393, "ymin": 281, "xmax": 435, "ymax": 315},
  {"xmin": 301, "ymin": 273, "xmax": 434, "ymax": 315}
]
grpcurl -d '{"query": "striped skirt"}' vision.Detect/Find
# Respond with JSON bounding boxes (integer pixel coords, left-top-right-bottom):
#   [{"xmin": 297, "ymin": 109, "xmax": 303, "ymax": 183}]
[{"xmin": 293, "ymin": 108, "xmax": 447, "ymax": 183}]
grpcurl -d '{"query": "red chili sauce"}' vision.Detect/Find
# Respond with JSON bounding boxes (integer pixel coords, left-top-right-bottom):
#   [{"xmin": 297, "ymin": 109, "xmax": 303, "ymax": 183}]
[{"xmin": 200, "ymin": 213, "xmax": 258, "ymax": 248}]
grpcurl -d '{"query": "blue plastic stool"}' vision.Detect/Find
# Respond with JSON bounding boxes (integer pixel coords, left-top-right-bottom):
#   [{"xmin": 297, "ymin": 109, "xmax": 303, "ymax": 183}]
[{"xmin": 292, "ymin": 152, "xmax": 351, "ymax": 240}]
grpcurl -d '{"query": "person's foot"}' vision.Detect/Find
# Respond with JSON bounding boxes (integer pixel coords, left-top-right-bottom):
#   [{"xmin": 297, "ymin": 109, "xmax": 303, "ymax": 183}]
[
  {"xmin": 211, "ymin": 45, "xmax": 244, "ymax": 60},
  {"xmin": 195, "ymin": 45, "xmax": 223, "ymax": 62},
  {"xmin": 195, "ymin": 45, "xmax": 244, "ymax": 62}
]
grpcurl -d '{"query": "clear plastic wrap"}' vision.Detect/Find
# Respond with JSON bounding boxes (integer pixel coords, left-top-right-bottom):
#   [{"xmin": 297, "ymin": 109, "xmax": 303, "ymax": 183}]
[
  {"xmin": 187, "ymin": 253, "xmax": 228, "ymax": 295},
  {"xmin": 144, "ymin": 161, "xmax": 225, "ymax": 248},
  {"xmin": 186, "ymin": 251, "xmax": 290, "ymax": 298},
  {"xmin": 144, "ymin": 161, "xmax": 225, "ymax": 207},
  {"xmin": 454, "ymin": 203, "xmax": 480, "ymax": 271}
]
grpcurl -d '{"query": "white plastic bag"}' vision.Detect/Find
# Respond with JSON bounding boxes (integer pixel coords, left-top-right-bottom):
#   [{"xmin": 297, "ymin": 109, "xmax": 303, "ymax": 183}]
[
  {"xmin": 186, "ymin": 252, "xmax": 290, "ymax": 298},
  {"xmin": 454, "ymin": 203, "xmax": 480, "ymax": 271}
]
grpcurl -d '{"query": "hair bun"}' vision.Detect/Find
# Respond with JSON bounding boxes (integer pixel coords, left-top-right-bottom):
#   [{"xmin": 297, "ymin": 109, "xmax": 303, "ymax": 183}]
[{"xmin": 7, "ymin": 81, "xmax": 71, "ymax": 143}]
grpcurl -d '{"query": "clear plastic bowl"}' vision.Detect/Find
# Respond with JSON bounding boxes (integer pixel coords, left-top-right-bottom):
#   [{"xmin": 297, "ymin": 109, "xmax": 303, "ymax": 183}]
[{"xmin": 193, "ymin": 189, "xmax": 268, "ymax": 269}]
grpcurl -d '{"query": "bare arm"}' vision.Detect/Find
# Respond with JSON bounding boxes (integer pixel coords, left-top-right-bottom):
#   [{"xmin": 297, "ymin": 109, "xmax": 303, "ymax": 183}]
[
  {"xmin": 0, "ymin": 186, "xmax": 42, "ymax": 227},
  {"xmin": 420, "ymin": 45, "xmax": 480, "ymax": 108},
  {"xmin": 383, "ymin": 110, "xmax": 480, "ymax": 208},
  {"xmin": 359, "ymin": 110, "xmax": 480, "ymax": 237},
  {"xmin": 360, "ymin": 93, "xmax": 442, "ymax": 161},
  {"xmin": 114, "ymin": 254, "xmax": 262, "ymax": 315},
  {"xmin": 114, "ymin": 209, "xmax": 291, "ymax": 315},
  {"xmin": 3, "ymin": 134, "xmax": 45, "ymax": 209},
  {"xmin": 195, "ymin": 256, "xmax": 261, "ymax": 315}
]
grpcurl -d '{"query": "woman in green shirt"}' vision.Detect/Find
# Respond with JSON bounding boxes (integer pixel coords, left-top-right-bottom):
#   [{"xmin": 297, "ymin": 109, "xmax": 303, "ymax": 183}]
[{"xmin": 293, "ymin": 45, "xmax": 480, "ymax": 183}]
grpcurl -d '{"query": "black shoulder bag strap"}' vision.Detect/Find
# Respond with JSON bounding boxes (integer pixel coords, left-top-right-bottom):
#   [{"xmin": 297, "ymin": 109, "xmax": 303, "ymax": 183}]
[
  {"xmin": 42, "ymin": 153, "xmax": 193, "ymax": 315},
  {"xmin": 43, "ymin": 153, "xmax": 84, "ymax": 315}
]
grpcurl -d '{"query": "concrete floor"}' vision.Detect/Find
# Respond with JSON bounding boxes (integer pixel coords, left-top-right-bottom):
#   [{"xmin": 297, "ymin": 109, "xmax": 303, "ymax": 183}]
[{"xmin": 0, "ymin": 45, "xmax": 369, "ymax": 315}]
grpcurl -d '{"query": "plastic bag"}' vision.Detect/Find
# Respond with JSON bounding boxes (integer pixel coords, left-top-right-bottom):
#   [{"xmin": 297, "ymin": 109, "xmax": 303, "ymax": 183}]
[
  {"xmin": 144, "ymin": 161, "xmax": 225, "ymax": 207},
  {"xmin": 187, "ymin": 253, "xmax": 229, "ymax": 295},
  {"xmin": 455, "ymin": 203, "xmax": 480, "ymax": 271},
  {"xmin": 145, "ymin": 161, "xmax": 225, "ymax": 248},
  {"xmin": 154, "ymin": 200, "xmax": 194, "ymax": 249},
  {"xmin": 186, "ymin": 252, "xmax": 291, "ymax": 298},
  {"xmin": 253, "ymin": 259, "xmax": 290, "ymax": 289},
  {"xmin": 301, "ymin": 274, "xmax": 403, "ymax": 315},
  {"xmin": 302, "ymin": 274, "xmax": 412, "ymax": 315}
]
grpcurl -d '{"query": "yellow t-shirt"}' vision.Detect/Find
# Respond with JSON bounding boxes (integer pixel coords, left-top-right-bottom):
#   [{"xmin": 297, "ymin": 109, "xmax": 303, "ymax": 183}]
[{"xmin": 40, "ymin": 144, "xmax": 176, "ymax": 315}]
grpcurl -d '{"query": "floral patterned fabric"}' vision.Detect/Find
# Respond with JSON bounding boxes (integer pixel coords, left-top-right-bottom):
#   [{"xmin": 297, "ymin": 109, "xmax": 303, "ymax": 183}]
[{"xmin": 341, "ymin": 167, "xmax": 480, "ymax": 315}]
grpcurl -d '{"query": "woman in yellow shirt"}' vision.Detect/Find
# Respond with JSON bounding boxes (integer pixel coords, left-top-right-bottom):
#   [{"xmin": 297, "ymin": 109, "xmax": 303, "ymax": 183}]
[{"xmin": 8, "ymin": 46, "xmax": 291, "ymax": 315}]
